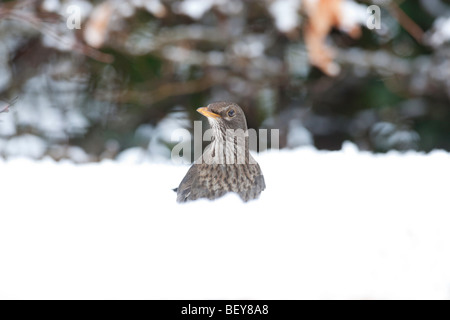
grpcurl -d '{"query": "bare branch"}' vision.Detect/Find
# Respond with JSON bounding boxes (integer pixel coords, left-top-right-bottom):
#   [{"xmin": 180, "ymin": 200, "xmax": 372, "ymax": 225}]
[
  {"xmin": 0, "ymin": 4, "xmax": 113, "ymax": 63},
  {"xmin": 97, "ymin": 76, "xmax": 225, "ymax": 105},
  {"xmin": 388, "ymin": 1, "xmax": 425, "ymax": 44},
  {"xmin": 0, "ymin": 96, "xmax": 18, "ymax": 113}
]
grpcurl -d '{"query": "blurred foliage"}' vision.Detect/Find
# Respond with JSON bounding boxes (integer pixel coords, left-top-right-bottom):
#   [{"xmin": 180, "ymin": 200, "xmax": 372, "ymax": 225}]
[{"xmin": 0, "ymin": 0, "xmax": 450, "ymax": 162}]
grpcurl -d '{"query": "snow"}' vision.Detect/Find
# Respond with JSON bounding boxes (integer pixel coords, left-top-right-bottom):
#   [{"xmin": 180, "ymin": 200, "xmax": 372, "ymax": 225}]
[
  {"xmin": 65, "ymin": 146, "xmax": 90, "ymax": 163},
  {"xmin": 340, "ymin": 0, "xmax": 368, "ymax": 32},
  {"xmin": 287, "ymin": 119, "xmax": 313, "ymax": 148},
  {"xmin": 11, "ymin": 75, "xmax": 89, "ymax": 142},
  {"xmin": 0, "ymin": 108, "xmax": 16, "ymax": 136},
  {"xmin": 173, "ymin": 0, "xmax": 242, "ymax": 20},
  {"xmin": 143, "ymin": 0, "xmax": 167, "ymax": 18},
  {"xmin": 4, "ymin": 134, "xmax": 47, "ymax": 159},
  {"xmin": 233, "ymin": 37, "xmax": 266, "ymax": 58},
  {"xmin": 174, "ymin": 0, "xmax": 217, "ymax": 20},
  {"xmin": 1, "ymin": 145, "xmax": 450, "ymax": 299},
  {"xmin": 41, "ymin": 24, "xmax": 77, "ymax": 52},
  {"xmin": 269, "ymin": 0, "xmax": 302, "ymax": 33},
  {"xmin": 41, "ymin": 0, "xmax": 61, "ymax": 12},
  {"xmin": 429, "ymin": 16, "xmax": 450, "ymax": 46}
]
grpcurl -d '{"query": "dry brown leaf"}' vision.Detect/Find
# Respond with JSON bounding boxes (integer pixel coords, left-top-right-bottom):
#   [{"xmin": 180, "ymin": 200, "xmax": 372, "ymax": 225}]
[
  {"xmin": 304, "ymin": 0, "xmax": 361, "ymax": 76},
  {"xmin": 84, "ymin": 1, "xmax": 114, "ymax": 48}
]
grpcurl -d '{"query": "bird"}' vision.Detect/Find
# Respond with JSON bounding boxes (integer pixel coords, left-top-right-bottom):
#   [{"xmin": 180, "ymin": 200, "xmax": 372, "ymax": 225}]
[{"xmin": 176, "ymin": 102, "xmax": 265, "ymax": 203}]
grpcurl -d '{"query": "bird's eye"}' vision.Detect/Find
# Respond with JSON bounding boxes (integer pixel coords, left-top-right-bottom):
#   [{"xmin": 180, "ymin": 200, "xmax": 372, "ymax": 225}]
[{"xmin": 228, "ymin": 109, "xmax": 235, "ymax": 117}]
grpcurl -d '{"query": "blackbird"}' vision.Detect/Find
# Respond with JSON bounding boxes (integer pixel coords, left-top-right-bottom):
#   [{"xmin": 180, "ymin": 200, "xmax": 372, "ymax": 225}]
[{"xmin": 176, "ymin": 102, "xmax": 265, "ymax": 202}]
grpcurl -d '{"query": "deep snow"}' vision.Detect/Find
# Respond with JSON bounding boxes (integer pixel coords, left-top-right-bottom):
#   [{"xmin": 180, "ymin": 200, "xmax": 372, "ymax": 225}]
[{"xmin": 1, "ymin": 144, "xmax": 450, "ymax": 299}]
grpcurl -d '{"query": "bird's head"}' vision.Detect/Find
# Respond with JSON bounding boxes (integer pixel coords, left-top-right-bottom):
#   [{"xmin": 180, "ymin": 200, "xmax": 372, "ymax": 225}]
[{"xmin": 197, "ymin": 102, "xmax": 248, "ymax": 131}]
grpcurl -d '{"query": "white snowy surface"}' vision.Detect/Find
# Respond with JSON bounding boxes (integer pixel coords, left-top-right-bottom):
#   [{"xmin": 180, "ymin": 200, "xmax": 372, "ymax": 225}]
[{"xmin": 1, "ymin": 145, "xmax": 450, "ymax": 300}]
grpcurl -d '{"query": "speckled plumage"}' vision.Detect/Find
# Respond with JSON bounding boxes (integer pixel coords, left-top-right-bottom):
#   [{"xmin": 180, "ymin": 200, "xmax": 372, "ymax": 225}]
[{"xmin": 176, "ymin": 102, "xmax": 265, "ymax": 203}]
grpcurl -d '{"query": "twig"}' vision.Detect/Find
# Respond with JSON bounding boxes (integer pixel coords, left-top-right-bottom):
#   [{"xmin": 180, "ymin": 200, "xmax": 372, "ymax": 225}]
[
  {"xmin": 0, "ymin": 96, "xmax": 19, "ymax": 113},
  {"xmin": 1, "ymin": 7, "xmax": 113, "ymax": 63},
  {"xmin": 97, "ymin": 76, "xmax": 224, "ymax": 104},
  {"xmin": 388, "ymin": 1, "xmax": 425, "ymax": 44}
]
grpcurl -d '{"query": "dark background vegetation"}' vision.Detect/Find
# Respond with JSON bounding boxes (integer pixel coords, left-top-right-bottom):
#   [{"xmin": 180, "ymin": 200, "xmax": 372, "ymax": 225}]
[{"xmin": 0, "ymin": 0, "xmax": 450, "ymax": 162}]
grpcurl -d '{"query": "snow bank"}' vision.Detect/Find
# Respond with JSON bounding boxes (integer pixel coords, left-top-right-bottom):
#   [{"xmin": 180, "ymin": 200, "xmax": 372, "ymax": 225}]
[{"xmin": 1, "ymin": 145, "xmax": 450, "ymax": 299}]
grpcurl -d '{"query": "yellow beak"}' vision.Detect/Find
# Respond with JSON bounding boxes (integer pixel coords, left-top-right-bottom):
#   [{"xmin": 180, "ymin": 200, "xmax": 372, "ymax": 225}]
[{"xmin": 197, "ymin": 107, "xmax": 221, "ymax": 119}]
